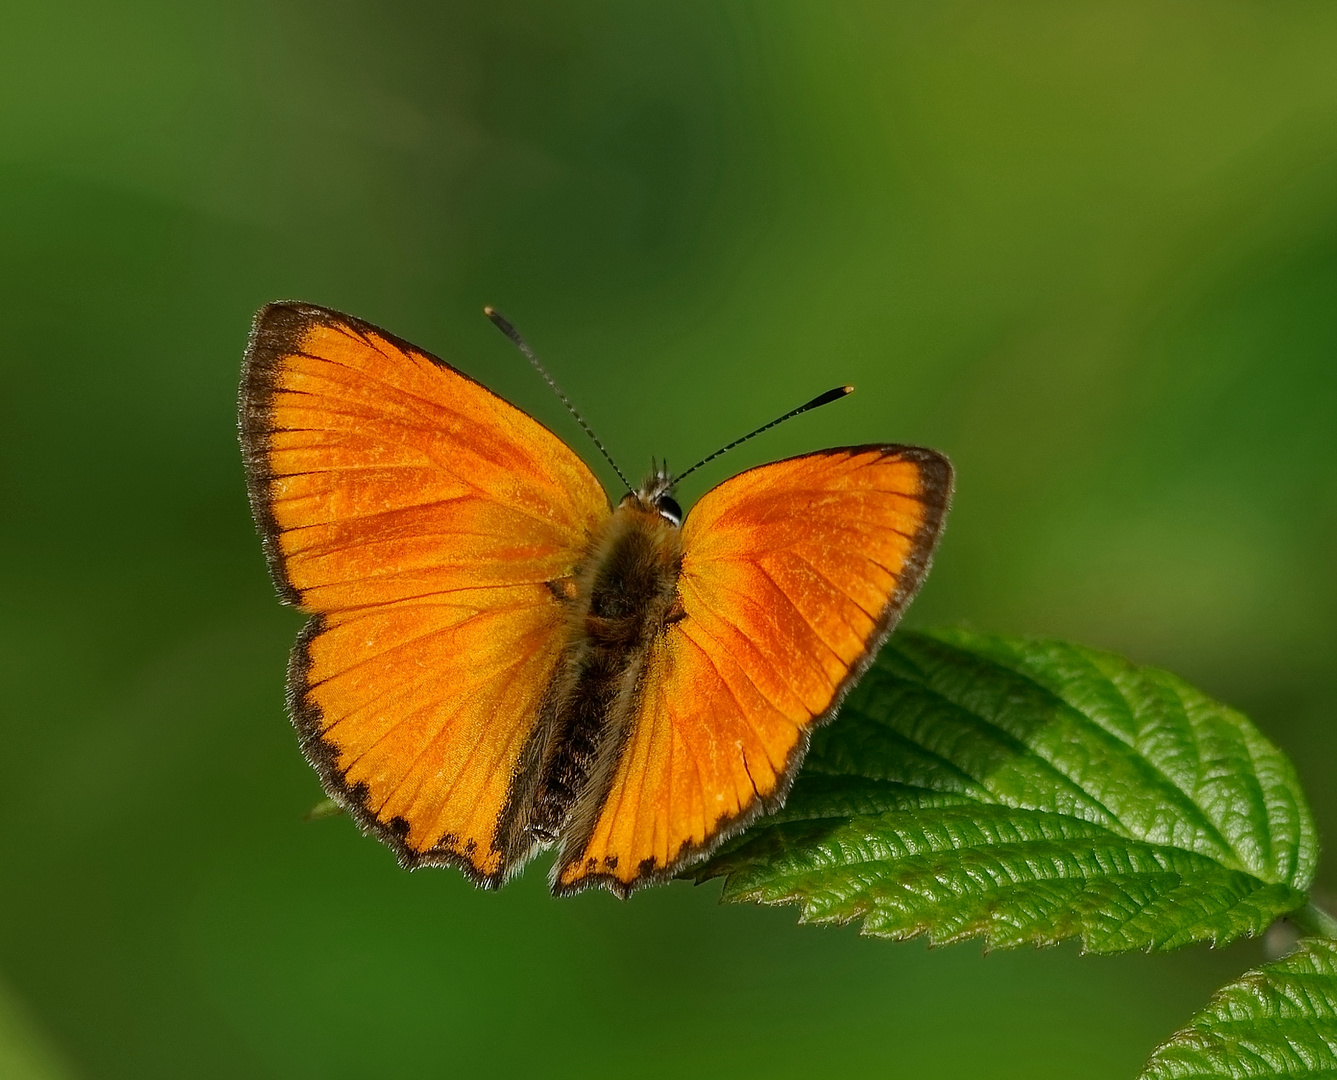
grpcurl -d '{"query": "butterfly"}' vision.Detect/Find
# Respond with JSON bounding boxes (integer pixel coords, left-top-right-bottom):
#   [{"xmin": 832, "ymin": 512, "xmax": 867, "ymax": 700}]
[{"xmin": 239, "ymin": 302, "xmax": 952, "ymax": 896}]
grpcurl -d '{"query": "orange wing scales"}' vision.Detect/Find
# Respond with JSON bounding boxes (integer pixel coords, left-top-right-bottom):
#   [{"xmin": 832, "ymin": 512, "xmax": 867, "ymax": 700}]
[
  {"xmin": 242, "ymin": 303, "xmax": 608, "ymax": 884},
  {"xmin": 557, "ymin": 447, "xmax": 951, "ymax": 894},
  {"xmin": 299, "ymin": 590, "xmax": 564, "ymax": 870}
]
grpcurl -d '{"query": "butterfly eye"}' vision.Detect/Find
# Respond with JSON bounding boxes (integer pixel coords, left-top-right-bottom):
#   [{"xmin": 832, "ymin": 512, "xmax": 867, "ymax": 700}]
[{"xmin": 655, "ymin": 495, "xmax": 682, "ymax": 527}]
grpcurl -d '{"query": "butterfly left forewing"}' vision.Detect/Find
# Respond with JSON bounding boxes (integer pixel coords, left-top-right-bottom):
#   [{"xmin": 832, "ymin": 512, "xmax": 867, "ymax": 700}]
[{"xmin": 554, "ymin": 445, "xmax": 952, "ymax": 895}]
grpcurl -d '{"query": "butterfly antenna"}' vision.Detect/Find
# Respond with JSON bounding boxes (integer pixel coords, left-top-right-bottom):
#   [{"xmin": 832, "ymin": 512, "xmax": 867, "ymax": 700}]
[
  {"xmin": 671, "ymin": 385, "xmax": 854, "ymax": 486},
  {"xmin": 484, "ymin": 307, "xmax": 633, "ymax": 493}
]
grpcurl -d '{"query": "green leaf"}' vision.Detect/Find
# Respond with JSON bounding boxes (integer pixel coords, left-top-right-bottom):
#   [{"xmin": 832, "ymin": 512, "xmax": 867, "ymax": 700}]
[
  {"xmin": 696, "ymin": 630, "xmax": 1316, "ymax": 953},
  {"xmin": 1139, "ymin": 937, "xmax": 1337, "ymax": 1079}
]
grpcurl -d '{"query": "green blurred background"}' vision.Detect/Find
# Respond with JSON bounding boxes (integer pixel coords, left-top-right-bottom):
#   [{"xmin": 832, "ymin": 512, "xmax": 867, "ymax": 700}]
[{"xmin": 3, "ymin": 2, "xmax": 1336, "ymax": 1077}]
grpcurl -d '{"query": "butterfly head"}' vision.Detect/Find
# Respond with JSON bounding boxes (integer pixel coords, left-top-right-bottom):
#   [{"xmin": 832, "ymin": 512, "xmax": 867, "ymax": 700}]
[{"xmin": 620, "ymin": 463, "xmax": 682, "ymax": 528}]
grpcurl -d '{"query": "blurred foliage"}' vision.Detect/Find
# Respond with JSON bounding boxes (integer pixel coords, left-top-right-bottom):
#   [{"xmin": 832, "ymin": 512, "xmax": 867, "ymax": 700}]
[
  {"xmin": 0, "ymin": 977, "xmax": 73, "ymax": 1080},
  {"xmin": 2, "ymin": 2, "xmax": 1336, "ymax": 1078}
]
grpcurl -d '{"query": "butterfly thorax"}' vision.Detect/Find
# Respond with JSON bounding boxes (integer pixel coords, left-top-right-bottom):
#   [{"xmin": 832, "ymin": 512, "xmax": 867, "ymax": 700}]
[
  {"xmin": 516, "ymin": 490, "xmax": 684, "ymax": 851},
  {"xmin": 580, "ymin": 493, "xmax": 683, "ymax": 645}
]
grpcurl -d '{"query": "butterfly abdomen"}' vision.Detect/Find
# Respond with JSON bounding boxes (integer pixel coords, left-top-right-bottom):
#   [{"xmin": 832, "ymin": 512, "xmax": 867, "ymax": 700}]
[{"xmin": 525, "ymin": 500, "xmax": 682, "ymax": 845}]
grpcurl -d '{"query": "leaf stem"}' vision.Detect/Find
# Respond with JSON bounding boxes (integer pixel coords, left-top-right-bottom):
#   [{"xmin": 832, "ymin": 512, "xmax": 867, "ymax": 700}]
[{"xmin": 1288, "ymin": 901, "xmax": 1337, "ymax": 941}]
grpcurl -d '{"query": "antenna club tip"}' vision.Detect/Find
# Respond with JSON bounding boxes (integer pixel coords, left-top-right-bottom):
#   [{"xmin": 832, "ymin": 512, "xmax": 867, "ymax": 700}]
[
  {"xmin": 807, "ymin": 385, "xmax": 854, "ymax": 409},
  {"xmin": 484, "ymin": 307, "xmax": 518, "ymax": 337}
]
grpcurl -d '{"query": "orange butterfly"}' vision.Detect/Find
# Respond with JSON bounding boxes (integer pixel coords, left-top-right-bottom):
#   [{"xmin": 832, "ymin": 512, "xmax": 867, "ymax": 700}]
[{"xmin": 239, "ymin": 302, "xmax": 952, "ymax": 896}]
